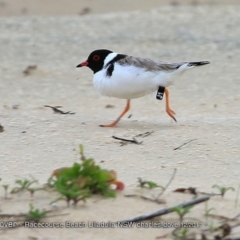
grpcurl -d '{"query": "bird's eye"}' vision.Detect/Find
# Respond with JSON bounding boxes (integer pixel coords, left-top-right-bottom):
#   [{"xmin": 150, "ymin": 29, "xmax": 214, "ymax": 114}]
[{"xmin": 93, "ymin": 55, "xmax": 100, "ymax": 61}]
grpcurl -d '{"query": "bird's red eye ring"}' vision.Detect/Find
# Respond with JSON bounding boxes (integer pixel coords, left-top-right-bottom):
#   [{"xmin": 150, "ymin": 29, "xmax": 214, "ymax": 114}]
[{"xmin": 93, "ymin": 55, "xmax": 100, "ymax": 61}]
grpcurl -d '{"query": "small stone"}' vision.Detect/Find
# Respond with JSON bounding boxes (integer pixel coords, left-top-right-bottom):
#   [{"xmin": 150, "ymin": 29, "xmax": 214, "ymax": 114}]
[
  {"xmin": 12, "ymin": 104, "xmax": 20, "ymax": 109},
  {"xmin": 105, "ymin": 104, "xmax": 115, "ymax": 108},
  {"xmin": 178, "ymin": 161, "xmax": 185, "ymax": 164}
]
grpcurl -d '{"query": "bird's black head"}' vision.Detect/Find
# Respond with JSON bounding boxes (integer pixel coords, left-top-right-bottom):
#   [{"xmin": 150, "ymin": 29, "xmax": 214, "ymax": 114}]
[{"xmin": 76, "ymin": 49, "xmax": 113, "ymax": 73}]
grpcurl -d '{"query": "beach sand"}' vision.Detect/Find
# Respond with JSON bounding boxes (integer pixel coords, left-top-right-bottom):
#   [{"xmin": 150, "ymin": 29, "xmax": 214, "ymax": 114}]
[
  {"xmin": 0, "ymin": 1, "xmax": 240, "ymax": 239},
  {"xmin": 1, "ymin": 0, "xmax": 240, "ymax": 17}
]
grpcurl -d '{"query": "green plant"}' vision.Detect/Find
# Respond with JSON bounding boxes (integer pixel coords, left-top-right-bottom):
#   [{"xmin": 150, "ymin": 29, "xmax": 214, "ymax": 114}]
[
  {"xmin": 138, "ymin": 178, "xmax": 163, "ymax": 189},
  {"xmin": 207, "ymin": 220, "xmax": 217, "ymax": 233},
  {"xmin": 2, "ymin": 184, "xmax": 9, "ymax": 199},
  {"xmin": 0, "ymin": 178, "xmax": 10, "ymax": 199},
  {"xmin": 235, "ymin": 184, "xmax": 240, "ymax": 208},
  {"xmin": 27, "ymin": 187, "xmax": 45, "ymax": 198},
  {"xmin": 172, "ymin": 206, "xmax": 193, "ymax": 222},
  {"xmin": 212, "ymin": 185, "xmax": 235, "ymax": 198},
  {"xmin": 11, "ymin": 179, "xmax": 38, "ymax": 196},
  {"xmin": 52, "ymin": 177, "xmax": 90, "ymax": 207},
  {"xmin": 79, "ymin": 144, "xmax": 86, "ymax": 161},
  {"xmin": 51, "ymin": 144, "xmax": 124, "ymax": 207},
  {"xmin": 27, "ymin": 203, "xmax": 47, "ymax": 223},
  {"xmin": 204, "ymin": 202, "xmax": 215, "ymax": 221},
  {"xmin": 177, "ymin": 228, "xmax": 189, "ymax": 239}
]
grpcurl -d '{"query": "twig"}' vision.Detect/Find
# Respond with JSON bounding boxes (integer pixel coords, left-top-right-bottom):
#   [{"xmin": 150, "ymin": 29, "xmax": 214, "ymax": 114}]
[
  {"xmin": 105, "ymin": 104, "xmax": 115, "ymax": 108},
  {"xmin": 23, "ymin": 65, "xmax": 37, "ymax": 76},
  {"xmin": 156, "ymin": 233, "xmax": 170, "ymax": 239},
  {"xmin": 0, "ymin": 124, "xmax": 4, "ymax": 133},
  {"xmin": 0, "ymin": 213, "xmax": 28, "ymax": 218},
  {"xmin": 203, "ymin": 222, "xmax": 240, "ymax": 234},
  {"xmin": 42, "ymin": 213, "xmax": 70, "ymax": 219},
  {"xmin": 0, "ymin": 212, "xmax": 69, "ymax": 220},
  {"xmin": 44, "ymin": 105, "xmax": 75, "ymax": 115},
  {"xmin": 155, "ymin": 168, "xmax": 177, "ymax": 200},
  {"xmin": 118, "ymin": 195, "xmax": 209, "ymax": 223},
  {"xmin": 112, "ymin": 136, "xmax": 142, "ymax": 145},
  {"xmin": 173, "ymin": 187, "xmax": 197, "ymax": 195},
  {"xmin": 124, "ymin": 194, "xmax": 165, "ymax": 204},
  {"xmin": 224, "ymin": 238, "xmax": 240, "ymax": 240},
  {"xmin": 135, "ymin": 131, "xmax": 154, "ymax": 138},
  {"xmin": 173, "ymin": 139, "xmax": 197, "ymax": 150},
  {"xmin": 197, "ymin": 191, "xmax": 221, "ymax": 197},
  {"xmin": 124, "ymin": 194, "xmax": 156, "ymax": 202},
  {"xmin": 228, "ymin": 213, "xmax": 240, "ymax": 222},
  {"xmin": 210, "ymin": 213, "xmax": 240, "ymax": 223}
]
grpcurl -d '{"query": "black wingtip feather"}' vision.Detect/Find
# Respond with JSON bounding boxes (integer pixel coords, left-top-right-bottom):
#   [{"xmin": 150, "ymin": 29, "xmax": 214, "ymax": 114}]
[{"xmin": 187, "ymin": 61, "xmax": 210, "ymax": 67}]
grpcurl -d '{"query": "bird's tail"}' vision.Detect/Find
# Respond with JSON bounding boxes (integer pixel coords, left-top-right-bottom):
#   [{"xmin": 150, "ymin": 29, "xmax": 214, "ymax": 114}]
[
  {"xmin": 162, "ymin": 60, "xmax": 210, "ymax": 87},
  {"xmin": 187, "ymin": 61, "xmax": 210, "ymax": 67}
]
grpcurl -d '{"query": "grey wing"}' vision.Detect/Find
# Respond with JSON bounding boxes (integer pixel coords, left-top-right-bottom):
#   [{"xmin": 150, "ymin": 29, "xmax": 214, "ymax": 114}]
[{"xmin": 117, "ymin": 56, "xmax": 187, "ymax": 72}]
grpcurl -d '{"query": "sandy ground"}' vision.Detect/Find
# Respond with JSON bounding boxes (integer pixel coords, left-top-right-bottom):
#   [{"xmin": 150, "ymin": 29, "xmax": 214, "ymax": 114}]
[
  {"xmin": 0, "ymin": 1, "xmax": 240, "ymax": 240},
  {"xmin": 1, "ymin": 0, "xmax": 240, "ymax": 17}
]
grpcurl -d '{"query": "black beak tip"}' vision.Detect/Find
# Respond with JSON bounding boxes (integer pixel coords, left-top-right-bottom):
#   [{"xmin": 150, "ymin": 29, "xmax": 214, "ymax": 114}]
[{"xmin": 76, "ymin": 64, "xmax": 81, "ymax": 68}]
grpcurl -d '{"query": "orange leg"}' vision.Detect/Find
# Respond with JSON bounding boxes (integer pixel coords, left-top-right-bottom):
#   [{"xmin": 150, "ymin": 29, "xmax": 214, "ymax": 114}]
[
  {"xmin": 165, "ymin": 88, "xmax": 177, "ymax": 122},
  {"xmin": 100, "ymin": 100, "xmax": 131, "ymax": 127}
]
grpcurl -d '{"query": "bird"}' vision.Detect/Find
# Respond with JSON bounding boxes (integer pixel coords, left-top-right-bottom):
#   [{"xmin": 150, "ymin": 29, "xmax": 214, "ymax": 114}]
[{"xmin": 76, "ymin": 49, "xmax": 210, "ymax": 127}]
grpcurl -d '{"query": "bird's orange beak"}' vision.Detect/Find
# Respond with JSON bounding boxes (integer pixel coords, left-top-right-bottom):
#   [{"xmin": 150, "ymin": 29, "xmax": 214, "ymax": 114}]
[{"xmin": 76, "ymin": 61, "xmax": 88, "ymax": 68}]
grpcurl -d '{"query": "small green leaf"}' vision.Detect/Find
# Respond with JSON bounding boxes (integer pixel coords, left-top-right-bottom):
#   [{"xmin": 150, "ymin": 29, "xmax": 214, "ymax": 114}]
[
  {"xmin": 104, "ymin": 190, "xmax": 116, "ymax": 198},
  {"xmin": 145, "ymin": 181, "xmax": 163, "ymax": 189},
  {"xmin": 27, "ymin": 204, "xmax": 47, "ymax": 222},
  {"xmin": 212, "ymin": 185, "xmax": 235, "ymax": 198},
  {"xmin": 172, "ymin": 206, "xmax": 193, "ymax": 221}
]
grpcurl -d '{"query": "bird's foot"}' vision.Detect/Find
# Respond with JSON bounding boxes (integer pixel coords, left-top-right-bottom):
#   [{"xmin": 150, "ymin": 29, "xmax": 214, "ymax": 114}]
[
  {"xmin": 166, "ymin": 108, "xmax": 177, "ymax": 122},
  {"xmin": 99, "ymin": 120, "xmax": 118, "ymax": 127}
]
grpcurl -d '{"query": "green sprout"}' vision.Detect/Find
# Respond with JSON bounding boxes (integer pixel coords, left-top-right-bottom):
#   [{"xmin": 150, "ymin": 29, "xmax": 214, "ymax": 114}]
[
  {"xmin": 11, "ymin": 179, "xmax": 38, "ymax": 197},
  {"xmin": 212, "ymin": 185, "xmax": 235, "ymax": 198},
  {"xmin": 79, "ymin": 144, "xmax": 86, "ymax": 161},
  {"xmin": 2, "ymin": 184, "xmax": 9, "ymax": 199},
  {"xmin": 27, "ymin": 203, "xmax": 47, "ymax": 223},
  {"xmin": 27, "ymin": 187, "xmax": 45, "ymax": 198},
  {"xmin": 235, "ymin": 184, "xmax": 240, "ymax": 208},
  {"xmin": 204, "ymin": 220, "xmax": 216, "ymax": 234},
  {"xmin": 204, "ymin": 202, "xmax": 215, "ymax": 221},
  {"xmin": 52, "ymin": 177, "xmax": 90, "ymax": 207},
  {"xmin": 172, "ymin": 206, "xmax": 193, "ymax": 222},
  {"xmin": 0, "ymin": 178, "xmax": 10, "ymax": 199},
  {"xmin": 138, "ymin": 178, "xmax": 163, "ymax": 189},
  {"xmin": 177, "ymin": 228, "xmax": 189, "ymax": 239}
]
